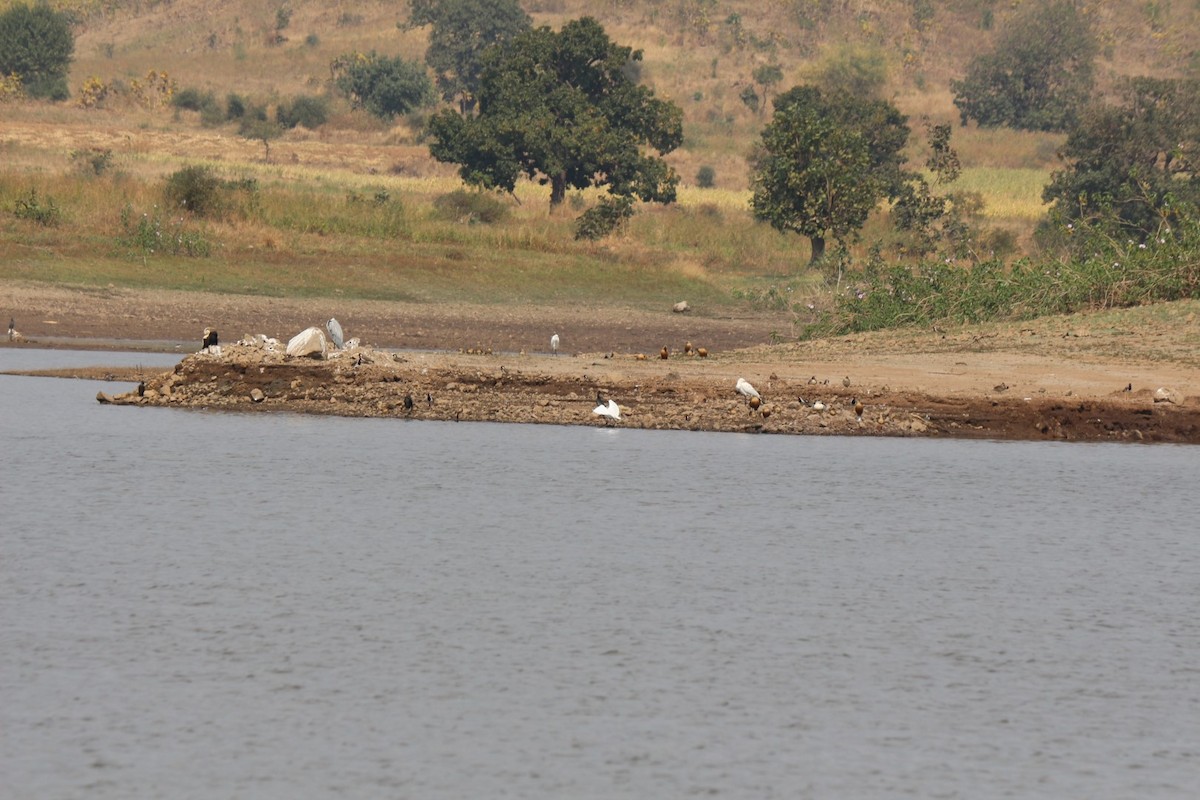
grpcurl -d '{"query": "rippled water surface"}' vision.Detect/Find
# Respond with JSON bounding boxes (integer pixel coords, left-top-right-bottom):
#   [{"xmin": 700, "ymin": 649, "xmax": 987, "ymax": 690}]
[{"xmin": 2, "ymin": 351, "xmax": 1199, "ymax": 799}]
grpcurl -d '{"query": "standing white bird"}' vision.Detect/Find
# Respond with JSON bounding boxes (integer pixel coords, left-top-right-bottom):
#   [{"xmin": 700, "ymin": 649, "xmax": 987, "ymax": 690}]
[
  {"xmin": 550, "ymin": 333, "xmax": 560, "ymax": 356},
  {"xmin": 326, "ymin": 318, "xmax": 345, "ymax": 349},
  {"xmin": 735, "ymin": 377, "xmax": 760, "ymax": 399},
  {"xmin": 593, "ymin": 398, "xmax": 621, "ymax": 421}
]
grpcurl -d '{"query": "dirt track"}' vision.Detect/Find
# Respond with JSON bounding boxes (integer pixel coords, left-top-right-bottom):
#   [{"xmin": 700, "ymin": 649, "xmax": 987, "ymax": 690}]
[{"xmin": 5, "ymin": 284, "xmax": 1200, "ymax": 443}]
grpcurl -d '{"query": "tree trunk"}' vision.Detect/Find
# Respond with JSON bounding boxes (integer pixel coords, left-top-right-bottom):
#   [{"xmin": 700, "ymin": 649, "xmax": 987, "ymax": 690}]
[
  {"xmin": 809, "ymin": 235, "xmax": 826, "ymax": 264},
  {"xmin": 550, "ymin": 174, "xmax": 567, "ymax": 208}
]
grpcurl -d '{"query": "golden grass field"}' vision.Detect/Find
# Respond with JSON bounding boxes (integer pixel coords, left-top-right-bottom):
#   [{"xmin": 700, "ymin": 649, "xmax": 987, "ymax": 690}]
[{"xmin": 1, "ymin": 0, "xmax": 1195, "ymax": 322}]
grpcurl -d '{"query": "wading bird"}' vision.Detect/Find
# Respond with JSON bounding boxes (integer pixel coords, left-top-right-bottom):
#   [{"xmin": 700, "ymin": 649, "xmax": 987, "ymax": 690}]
[
  {"xmin": 735, "ymin": 377, "xmax": 760, "ymax": 400},
  {"xmin": 550, "ymin": 333, "xmax": 560, "ymax": 356},
  {"xmin": 593, "ymin": 397, "xmax": 621, "ymax": 423},
  {"xmin": 326, "ymin": 318, "xmax": 345, "ymax": 349}
]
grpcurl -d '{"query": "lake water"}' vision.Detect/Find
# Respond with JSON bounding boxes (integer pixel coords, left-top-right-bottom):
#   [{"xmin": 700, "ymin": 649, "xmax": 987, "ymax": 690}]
[{"xmin": 2, "ymin": 350, "xmax": 1198, "ymax": 799}]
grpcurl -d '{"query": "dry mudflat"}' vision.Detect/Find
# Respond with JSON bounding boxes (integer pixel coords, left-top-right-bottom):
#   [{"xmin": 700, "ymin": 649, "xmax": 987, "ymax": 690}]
[{"xmin": 5, "ymin": 283, "xmax": 1200, "ymax": 443}]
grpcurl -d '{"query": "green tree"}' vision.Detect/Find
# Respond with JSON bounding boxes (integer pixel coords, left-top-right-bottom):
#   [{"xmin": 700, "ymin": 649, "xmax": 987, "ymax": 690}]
[
  {"xmin": 332, "ymin": 52, "xmax": 434, "ymax": 120},
  {"xmin": 426, "ymin": 17, "xmax": 683, "ymax": 210},
  {"xmin": 951, "ymin": 0, "xmax": 1096, "ymax": 132},
  {"xmin": 407, "ymin": 0, "xmax": 531, "ymax": 114},
  {"xmin": 0, "ymin": 1, "xmax": 74, "ymax": 100},
  {"xmin": 1043, "ymin": 77, "xmax": 1200, "ymax": 239},
  {"xmin": 749, "ymin": 85, "xmax": 910, "ymax": 264}
]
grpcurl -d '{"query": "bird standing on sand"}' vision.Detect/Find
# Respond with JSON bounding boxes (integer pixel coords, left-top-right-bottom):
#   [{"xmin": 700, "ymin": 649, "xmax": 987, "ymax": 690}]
[
  {"xmin": 550, "ymin": 333, "xmax": 559, "ymax": 356},
  {"xmin": 403, "ymin": 394, "xmax": 414, "ymax": 411},
  {"xmin": 660, "ymin": 346, "xmax": 669, "ymax": 360},
  {"xmin": 326, "ymin": 318, "xmax": 345, "ymax": 349},
  {"xmin": 697, "ymin": 347, "xmax": 708, "ymax": 358},
  {"xmin": 7, "ymin": 318, "xmax": 13, "ymax": 339},
  {"xmin": 853, "ymin": 397, "xmax": 864, "ymax": 419},
  {"xmin": 843, "ymin": 376, "xmax": 851, "ymax": 388},
  {"xmin": 735, "ymin": 377, "xmax": 760, "ymax": 400}
]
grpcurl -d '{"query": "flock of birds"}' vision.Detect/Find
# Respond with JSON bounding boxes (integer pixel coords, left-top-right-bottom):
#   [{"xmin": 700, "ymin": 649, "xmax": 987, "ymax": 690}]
[{"xmin": 189, "ymin": 323, "xmax": 866, "ymax": 427}]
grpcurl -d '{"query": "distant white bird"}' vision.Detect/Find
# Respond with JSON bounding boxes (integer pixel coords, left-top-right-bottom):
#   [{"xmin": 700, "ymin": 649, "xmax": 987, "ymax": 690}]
[
  {"xmin": 326, "ymin": 318, "xmax": 345, "ymax": 349},
  {"xmin": 812, "ymin": 401, "xmax": 827, "ymax": 412},
  {"xmin": 735, "ymin": 377, "xmax": 760, "ymax": 399},
  {"xmin": 550, "ymin": 333, "xmax": 560, "ymax": 356},
  {"xmin": 593, "ymin": 398, "xmax": 620, "ymax": 422}
]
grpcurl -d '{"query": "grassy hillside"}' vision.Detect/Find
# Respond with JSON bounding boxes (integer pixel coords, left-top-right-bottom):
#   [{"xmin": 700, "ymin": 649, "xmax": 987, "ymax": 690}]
[{"xmin": 2, "ymin": 0, "xmax": 1198, "ymax": 335}]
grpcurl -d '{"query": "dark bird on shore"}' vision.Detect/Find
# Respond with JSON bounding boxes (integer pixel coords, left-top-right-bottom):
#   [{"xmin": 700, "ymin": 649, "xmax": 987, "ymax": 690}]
[
  {"xmin": 137, "ymin": 381, "xmax": 146, "ymax": 397},
  {"xmin": 426, "ymin": 392, "xmax": 433, "ymax": 407},
  {"xmin": 1124, "ymin": 383, "xmax": 1133, "ymax": 392},
  {"xmin": 7, "ymin": 317, "xmax": 13, "ymax": 337},
  {"xmin": 201, "ymin": 327, "xmax": 219, "ymax": 351},
  {"xmin": 403, "ymin": 394, "xmax": 414, "ymax": 411},
  {"xmin": 660, "ymin": 346, "xmax": 669, "ymax": 360}
]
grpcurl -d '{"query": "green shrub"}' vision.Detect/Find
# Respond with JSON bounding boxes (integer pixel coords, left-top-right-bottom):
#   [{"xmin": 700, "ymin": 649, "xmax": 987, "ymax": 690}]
[
  {"xmin": 276, "ymin": 95, "xmax": 328, "ymax": 129},
  {"xmin": 696, "ymin": 165, "xmax": 716, "ymax": 188},
  {"xmin": 574, "ymin": 195, "xmax": 634, "ymax": 240},
  {"xmin": 172, "ymin": 87, "xmax": 214, "ymax": 112},
  {"xmin": 164, "ymin": 166, "xmax": 223, "ymax": 216},
  {"xmin": 432, "ymin": 189, "xmax": 510, "ymax": 224},
  {"xmin": 12, "ymin": 187, "xmax": 62, "ymax": 225}
]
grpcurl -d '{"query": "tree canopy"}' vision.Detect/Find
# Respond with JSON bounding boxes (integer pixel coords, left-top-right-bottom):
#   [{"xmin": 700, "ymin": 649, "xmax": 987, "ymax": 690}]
[
  {"xmin": 426, "ymin": 17, "xmax": 683, "ymax": 210},
  {"xmin": 1043, "ymin": 77, "xmax": 1200, "ymax": 238},
  {"xmin": 951, "ymin": 0, "xmax": 1097, "ymax": 132},
  {"xmin": 332, "ymin": 51, "xmax": 434, "ymax": 120},
  {"xmin": 0, "ymin": 1, "xmax": 74, "ymax": 100},
  {"xmin": 407, "ymin": 0, "xmax": 531, "ymax": 114},
  {"xmin": 749, "ymin": 85, "xmax": 910, "ymax": 263}
]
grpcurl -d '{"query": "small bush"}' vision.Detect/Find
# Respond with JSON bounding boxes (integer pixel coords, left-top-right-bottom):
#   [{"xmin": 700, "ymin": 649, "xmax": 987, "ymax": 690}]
[
  {"xmin": 70, "ymin": 147, "xmax": 113, "ymax": 176},
  {"xmin": 432, "ymin": 190, "xmax": 510, "ymax": 224},
  {"xmin": 172, "ymin": 87, "xmax": 214, "ymax": 112},
  {"xmin": 696, "ymin": 165, "xmax": 716, "ymax": 188},
  {"xmin": 276, "ymin": 95, "xmax": 328, "ymax": 129},
  {"xmin": 164, "ymin": 166, "xmax": 224, "ymax": 216},
  {"xmin": 13, "ymin": 188, "xmax": 62, "ymax": 226},
  {"xmin": 574, "ymin": 196, "xmax": 634, "ymax": 241},
  {"xmin": 225, "ymin": 93, "xmax": 246, "ymax": 119}
]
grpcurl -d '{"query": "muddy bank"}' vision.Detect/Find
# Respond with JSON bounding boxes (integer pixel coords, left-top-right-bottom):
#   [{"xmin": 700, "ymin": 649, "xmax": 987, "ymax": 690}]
[{"xmin": 87, "ymin": 343, "xmax": 1200, "ymax": 444}]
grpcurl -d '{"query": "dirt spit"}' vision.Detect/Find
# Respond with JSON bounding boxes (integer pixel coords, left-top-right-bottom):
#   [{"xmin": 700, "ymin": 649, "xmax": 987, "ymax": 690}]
[{"xmin": 88, "ymin": 342, "xmax": 1200, "ymax": 444}]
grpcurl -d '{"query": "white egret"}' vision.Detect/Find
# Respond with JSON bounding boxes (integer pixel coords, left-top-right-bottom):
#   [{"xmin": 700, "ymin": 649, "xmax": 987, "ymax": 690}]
[
  {"xmin": 735, "ymin": 377, "xmax": 760, "ymax": 399},
  {"xmin": 593, "ymin": 398, "xmax": 621, "ymax": 422},
  {"xmin": 550, "ymin": 333, "xmax": 560, "ymax": 355}
]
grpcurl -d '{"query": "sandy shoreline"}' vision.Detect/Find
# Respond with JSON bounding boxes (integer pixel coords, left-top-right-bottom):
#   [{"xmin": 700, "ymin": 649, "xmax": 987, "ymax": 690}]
[{"xmin": 4, "ymin": 283, "xmax": 1200, "ymax": 443}]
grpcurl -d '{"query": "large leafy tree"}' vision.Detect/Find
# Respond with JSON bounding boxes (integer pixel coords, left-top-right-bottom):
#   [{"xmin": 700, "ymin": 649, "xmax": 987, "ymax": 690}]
[
  {"xmin": 407, "ymin": 0, "xmax": 531, "ymax": 114},
  {"xmin": 951, "ymin": 0, "xmax": 1096, "ymax": 132},
  {"xmin": 426, "ymin": 17, "xmax": 683, "ymax": 209},
  {"xmin": 1043, "ymin": 77, "xmax": 1200, "ymax": 238},
  {"xmin": 749, "ymin": 85, "xmax": 909, "ymax": 263},
  {"xmin": 0, "ymin": 1, "xmax": 74, "ymax": 100}
]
